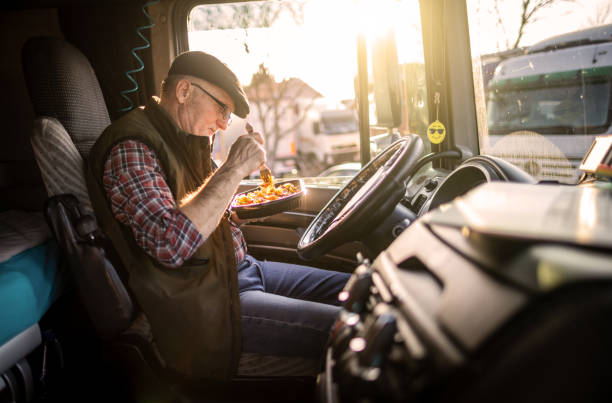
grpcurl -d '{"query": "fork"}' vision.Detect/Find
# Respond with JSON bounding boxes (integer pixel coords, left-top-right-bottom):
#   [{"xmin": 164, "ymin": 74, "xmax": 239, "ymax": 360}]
[{"xmin": 245, "ymin": 122, "xmax": 273, "ymax": 185}]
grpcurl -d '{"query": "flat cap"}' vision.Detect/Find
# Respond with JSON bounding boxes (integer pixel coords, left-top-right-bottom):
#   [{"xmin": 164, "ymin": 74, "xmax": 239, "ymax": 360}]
[{"xmin": 168, "ymin": 51, "xmax": 250, "ymax": 118}]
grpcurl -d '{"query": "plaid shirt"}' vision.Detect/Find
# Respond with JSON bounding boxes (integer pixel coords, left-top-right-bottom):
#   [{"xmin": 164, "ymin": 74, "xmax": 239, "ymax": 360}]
[{"xmin": 103, "ymin": 140, "xmax": 247, "ymax": 268}]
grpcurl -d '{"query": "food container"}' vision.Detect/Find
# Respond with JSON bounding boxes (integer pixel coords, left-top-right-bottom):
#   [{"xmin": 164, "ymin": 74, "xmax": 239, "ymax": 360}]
[{"xmin": 231, "ymin": 179, "xmax": 306, "ymax": 219}]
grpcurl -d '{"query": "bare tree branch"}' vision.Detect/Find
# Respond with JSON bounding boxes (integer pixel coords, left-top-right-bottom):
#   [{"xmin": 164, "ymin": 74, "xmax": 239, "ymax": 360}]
[
  {"xmin": 587, "ymin": 0, "xmax": 612, "ymax": 25},
  {"xmin": 278, "ymin": 97, "xmax": 318, "ymax": 138},
  {"xmin": 493, "ymin": 0, "xmax": 511, "ymax": 49},
  {"xmin": 245, "ymin": 64, "xmax": 319, "ymax": 165},
  {"xmin": 512, "ymin": 0, "xmax": 560, "ymax": 49}
]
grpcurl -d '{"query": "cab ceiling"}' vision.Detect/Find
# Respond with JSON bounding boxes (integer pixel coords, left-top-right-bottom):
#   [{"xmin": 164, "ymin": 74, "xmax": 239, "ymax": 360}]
[{"xmin": 1, "ymin": 0, "xmax": 137, "ymax": 11}]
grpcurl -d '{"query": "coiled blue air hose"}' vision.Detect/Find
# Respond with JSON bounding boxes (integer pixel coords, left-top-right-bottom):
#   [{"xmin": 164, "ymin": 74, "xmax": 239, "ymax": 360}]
[{"xmin": 118, "ymin": 0, "xmax": 160, "ymax": 112}]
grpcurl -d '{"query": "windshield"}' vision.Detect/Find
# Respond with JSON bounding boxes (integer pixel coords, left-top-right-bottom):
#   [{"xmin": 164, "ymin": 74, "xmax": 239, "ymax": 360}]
[
  {"xmin": 467, "ymin": 0, "xmax": 612, "ymax": 184},
  {"xmin": 320, "ymin": 112, "xmax": 359, "ymax": 134},
  {"xmin": 487, "ymin": 80, "xmax": 612, "ymax": 135},
  {"xmin": 187, "ymin": 0, "xmax": 426, "ymax": 181}
]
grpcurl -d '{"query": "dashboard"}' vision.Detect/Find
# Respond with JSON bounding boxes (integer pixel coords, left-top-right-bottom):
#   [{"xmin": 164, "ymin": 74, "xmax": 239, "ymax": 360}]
[
  {"xmin": 361, "ymin": 154, "xmax": 536, "ymax": 258},
  {"xmin": 319, "ymin": 152, "xmax": 612, "ymax": 403},
  {"xmin": 402, "ymin": 155, "xmax": 535, "ymax": 218}
]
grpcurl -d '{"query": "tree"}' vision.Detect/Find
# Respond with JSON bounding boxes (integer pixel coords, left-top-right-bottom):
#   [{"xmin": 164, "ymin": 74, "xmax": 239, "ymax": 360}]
[
  {"xmin": 188, "ymin": 0, "xmax": 315, "ymax": 170},
  {"xmin": 491, "ymin": 0, "xmax": 568, "ymax": 50},
  {"xmin": 245, "ymin": 64, "xmax": 321, "ymax": 168},
  {"xmin": 514, "ymin": 0, "xmax": 556, "ymax": 49},
  {"xmin": 586, "ymin": 0, "xmax": 612, "ymax": 25},
  {"xmin": 189, "ymin": 2, "xmax": 305, "ymax": 53}
]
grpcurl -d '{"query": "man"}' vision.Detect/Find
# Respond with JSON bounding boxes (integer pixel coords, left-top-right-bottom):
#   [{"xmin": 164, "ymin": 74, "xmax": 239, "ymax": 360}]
[{"xmin": 86, "ymin": 51, "xmax": 350, "ymax": 379}]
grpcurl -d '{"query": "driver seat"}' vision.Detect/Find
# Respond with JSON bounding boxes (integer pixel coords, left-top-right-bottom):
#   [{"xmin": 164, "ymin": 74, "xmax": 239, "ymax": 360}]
[{"xmin": 22, "ymin": 36, "xmax": 315, "ymax": 402}]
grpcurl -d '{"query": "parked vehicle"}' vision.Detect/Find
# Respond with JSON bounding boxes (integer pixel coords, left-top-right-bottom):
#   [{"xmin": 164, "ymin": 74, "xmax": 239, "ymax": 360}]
[
  {"xmin": 482, "ymin": 24, "xmax": 612, "ymax": 183},
  {"xmin": 317, "ymin": 162, "xmax": 361, "ymax": 178},
  {"xmin": 297, "ymin": 108, "xmax": 361, "ymax": 166}
]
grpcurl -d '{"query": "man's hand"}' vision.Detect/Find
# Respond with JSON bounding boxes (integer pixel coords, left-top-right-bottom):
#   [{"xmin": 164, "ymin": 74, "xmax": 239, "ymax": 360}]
[
  {"xmin": 224, "ymin": 130, "xmax": 266, "ymax": 178},
  {"xmin": 179, "ymin": 128, "xmax": 265, "ymax": 239}
]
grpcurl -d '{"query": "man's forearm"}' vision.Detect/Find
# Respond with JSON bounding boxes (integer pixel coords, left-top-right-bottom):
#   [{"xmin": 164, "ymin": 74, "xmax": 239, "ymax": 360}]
[{"xmin": 179, "ymin": 162, "xmax": 244, "ymax": 238}]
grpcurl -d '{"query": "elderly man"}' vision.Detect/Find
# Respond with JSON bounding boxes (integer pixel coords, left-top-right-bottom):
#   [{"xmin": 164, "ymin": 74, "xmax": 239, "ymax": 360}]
[{"xmin": 86, "ymin": 51, "xmax": 350, "ymax": 379}]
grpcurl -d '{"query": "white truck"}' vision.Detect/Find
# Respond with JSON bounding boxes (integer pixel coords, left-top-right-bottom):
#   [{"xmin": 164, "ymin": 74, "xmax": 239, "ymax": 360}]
[
  {"xmin": 296, "ymin": 108, "xmax": 360, "ymax": 167},
  {"xmin": 482, "ymin": 24, "xmax": 612, "ymax": 183}
]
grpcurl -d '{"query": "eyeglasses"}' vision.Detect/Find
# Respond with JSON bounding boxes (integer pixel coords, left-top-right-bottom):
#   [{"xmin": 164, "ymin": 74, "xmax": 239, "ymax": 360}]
[
  {"xmin": 190, "ymin": 82, "xmax": 232, "ymax": 122},
  {"xmin": 429, "ymin": 128, "xmax": 444, "ymax": 134}
]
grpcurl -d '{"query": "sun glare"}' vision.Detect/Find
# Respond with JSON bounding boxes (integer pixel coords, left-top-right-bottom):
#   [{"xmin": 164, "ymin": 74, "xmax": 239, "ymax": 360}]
[
  {"xmin": 352, "ymin": 0, "xmax": 397, "ymax": 42},
  {"xmin": 188, "ymin": 0, "xmax": 423, "ymax": 103}
]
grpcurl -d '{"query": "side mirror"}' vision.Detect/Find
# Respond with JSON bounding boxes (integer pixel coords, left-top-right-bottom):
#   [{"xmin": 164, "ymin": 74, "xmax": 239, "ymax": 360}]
[
  {"xmin": 372, "ymin": 29, "xmax": 402, "ymax": 128},
  {"xmin": 313, "ymin": 121, "xmax": 321, "ymax": 134}
]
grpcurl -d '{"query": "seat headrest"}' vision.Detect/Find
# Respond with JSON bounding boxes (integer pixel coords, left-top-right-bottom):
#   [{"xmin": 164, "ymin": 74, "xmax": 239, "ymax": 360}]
[{"xmin": 22, "ymin": 36, "xmax": 110, "ymax": 159}]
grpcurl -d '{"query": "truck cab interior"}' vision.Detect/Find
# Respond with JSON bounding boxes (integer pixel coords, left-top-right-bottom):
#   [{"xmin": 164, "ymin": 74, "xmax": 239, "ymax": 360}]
[{"xmin": 1, "ymin": 0, "xmax": 612, "ymax": 402}]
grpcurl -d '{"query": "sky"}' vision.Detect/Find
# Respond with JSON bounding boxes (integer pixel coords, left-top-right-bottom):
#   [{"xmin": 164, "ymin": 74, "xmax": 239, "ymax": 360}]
[
  {"xmin": 188, "ymin": 0, "xmax": 423, "ymax": 102},
  {"xmin": 188, "ymin": 0, "xmax": 612, "ymax": 102},
  {"xmin": 467, "ymin": 0, "xmax": 612, "ymax": 55}
]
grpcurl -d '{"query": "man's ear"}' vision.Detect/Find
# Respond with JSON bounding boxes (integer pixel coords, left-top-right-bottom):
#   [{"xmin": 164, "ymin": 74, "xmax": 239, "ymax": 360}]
[{"xmin": 175, "ymin": 79, "xmax": 191, "ymax": 104}]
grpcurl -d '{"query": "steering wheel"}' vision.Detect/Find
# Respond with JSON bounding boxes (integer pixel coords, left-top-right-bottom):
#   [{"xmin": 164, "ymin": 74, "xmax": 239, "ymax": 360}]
[{"xmin": 297, "ymin": 136, "xmax": 424, "ymax": 260}]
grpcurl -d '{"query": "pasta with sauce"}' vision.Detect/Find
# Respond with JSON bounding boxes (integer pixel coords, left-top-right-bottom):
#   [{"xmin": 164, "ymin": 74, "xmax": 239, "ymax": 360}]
[{"xmin": 233, "ymin": 182, "xmax": 300, "ymax": 206}]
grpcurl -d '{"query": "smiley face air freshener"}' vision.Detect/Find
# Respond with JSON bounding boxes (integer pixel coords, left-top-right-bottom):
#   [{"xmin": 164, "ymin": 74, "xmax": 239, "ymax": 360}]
[
  {"xmin": 427, "ymin": 91, "xmax": 446, "ymax": 144},
  {"xmin": 427, "ymin": 120, "xmax": 446, "ymax": 144}
]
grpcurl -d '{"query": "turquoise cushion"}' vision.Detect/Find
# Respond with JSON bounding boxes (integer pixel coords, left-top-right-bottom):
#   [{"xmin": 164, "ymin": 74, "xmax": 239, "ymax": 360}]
[{"xmin": 0, "ymin": 241, "xmax": 62, "ymax": 345}]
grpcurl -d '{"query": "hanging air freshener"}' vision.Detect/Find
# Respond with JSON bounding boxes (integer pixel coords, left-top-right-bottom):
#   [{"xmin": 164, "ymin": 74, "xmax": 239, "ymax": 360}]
[{"xmin": 427, "ymin": 92, "xmax": 446, "ymax": 144}]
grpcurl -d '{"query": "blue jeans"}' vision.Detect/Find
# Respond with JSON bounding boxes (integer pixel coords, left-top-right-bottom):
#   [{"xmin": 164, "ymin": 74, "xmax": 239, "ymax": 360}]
[{"xmin": 237, "ymin": 255, "xmax": 351, "ymax": 359}]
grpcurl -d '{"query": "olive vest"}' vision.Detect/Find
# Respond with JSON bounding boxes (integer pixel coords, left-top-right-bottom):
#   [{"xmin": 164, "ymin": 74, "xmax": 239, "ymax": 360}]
[{"xmin": 86, "ymin": 99, "xmax": 241, "ymax": 379}]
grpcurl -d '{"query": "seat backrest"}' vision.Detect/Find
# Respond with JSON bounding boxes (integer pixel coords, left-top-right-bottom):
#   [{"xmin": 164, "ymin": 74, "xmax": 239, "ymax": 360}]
[
  {"xmin": 22, "ymin": 36, "xmax": 110, "ymax": 159},
  {"xmin": 22, "ymin": 36, "xmax": 136, "ymax": 340},
  {"xmin": 22, "ymin": 36, "xmax": 111, "ymax": 215}
]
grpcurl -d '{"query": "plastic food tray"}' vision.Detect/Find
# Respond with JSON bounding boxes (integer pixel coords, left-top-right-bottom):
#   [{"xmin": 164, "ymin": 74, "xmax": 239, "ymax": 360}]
[{"xmin": 231, "ymin": 179, "xmax": 305, "ymax": 219}]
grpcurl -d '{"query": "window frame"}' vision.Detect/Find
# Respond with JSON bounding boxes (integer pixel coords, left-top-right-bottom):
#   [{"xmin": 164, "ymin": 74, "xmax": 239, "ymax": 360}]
[
  {"xmin": 419, "ymin": 0, "xmax": 480, "ymax": 166},
  {"xmin": 172, "ymin": 0, "xmax": 481, "ymax": 169}
]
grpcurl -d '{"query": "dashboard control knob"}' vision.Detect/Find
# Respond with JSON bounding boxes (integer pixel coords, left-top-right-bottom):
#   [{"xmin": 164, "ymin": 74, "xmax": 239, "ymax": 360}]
[
  {"xmin": 424, "ymin": 178, "xmax": 438, "ymax": 191},
  {"xmin": 412, "ymin": 194, "xmax": 428, "ymax": 212},
  {"xmin": 359, "ymin": 313, "xmax": 397, "ymax": 368},
  {"xmin": 339, "ymin": 264, "xmax": 373, "ymax": 314},
  {"xmin": 329, "ymin": 311, "xmax": 362, "ymax": 358}
]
